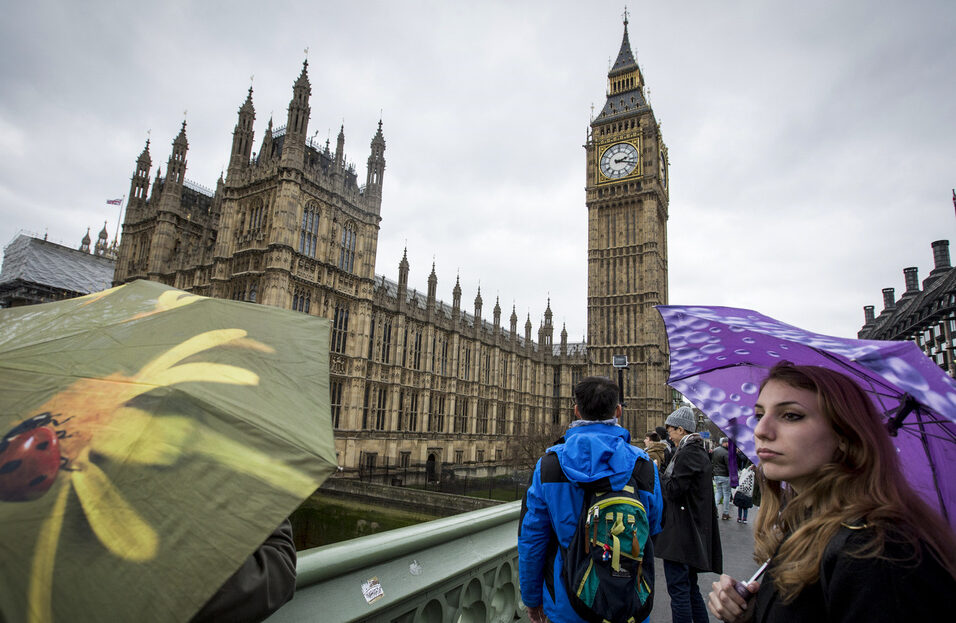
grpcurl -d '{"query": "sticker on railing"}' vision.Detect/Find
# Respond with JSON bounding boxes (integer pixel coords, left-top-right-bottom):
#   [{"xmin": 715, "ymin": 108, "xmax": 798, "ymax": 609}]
[
  {"xmin": 362, "ymin": 576, "xmax": 385, "ymax": 604},
  {"xmin": 409, "ymin": 560, "xmax": 423, "ymax": 576}
]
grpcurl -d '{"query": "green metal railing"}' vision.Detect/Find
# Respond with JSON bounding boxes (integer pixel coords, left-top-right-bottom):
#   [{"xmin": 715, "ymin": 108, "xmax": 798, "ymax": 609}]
[{"xmin": 268, "ymin": 500, "xmax": 523, "ymax": 622}]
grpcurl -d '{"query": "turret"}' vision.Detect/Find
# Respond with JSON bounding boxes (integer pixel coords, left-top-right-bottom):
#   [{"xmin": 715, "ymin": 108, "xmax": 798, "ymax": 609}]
[
  {"xmin": 334, "ymin": 124, "xmax": 346, "ymax": 172},
  {"xmin": 560, "ymin": 323, "xmax": 568, "ymax": 356},
  {"xmin": 128, "ymin": 140, "xmax": 151, "ymax": 213},
  {"xmin": 228, "ymin": 87, "xmax": 255, "ymax": 179},
  {"xmin": 510, "ymin": 305, "xmax": 518, "ymax": 336},
  {"xmin": 452, "ymin": 274, "xmax": 462, "ymax": 315},
  {"xmin": 79, "ymin": 228, "xmax": 91, "ymax": 253},
  {"xmin": 94, "ymin": 222, "xmax": 109, "ymax": 256},
  {"xmin": 474, "ymin": 287, "xmax": 483, "ymax": 324},
  {"xmin": 258, "ymin": 117, "xmax": 274, "ymax": 163},
  {"xmin": 281, "ymin": 60, "xmax": 311, "ymax": 168},
  {"xmin": 542, "ymin": 298, "xmax": 554, "ymax": 346},
  {"xmin": 525, "ymin": 313, "xmax": 533, "ymax": 344},
  {"xmin": 165, "ymin": 121, "xmax": 188, "ymax": 190},
  {"xmin": 365, "ymin": 120, "xmax": 386, "ymax": 204},
  {"xmin": 493, "ymin": 297, "xmax": 501, "ymax": 329},
  {"xmin": 427, "ymin": 262, "xmax": 437, "ymax": 314},
  {"xmin": 398, "ymin": 247, "xmax": 409, "ymax": 296}
]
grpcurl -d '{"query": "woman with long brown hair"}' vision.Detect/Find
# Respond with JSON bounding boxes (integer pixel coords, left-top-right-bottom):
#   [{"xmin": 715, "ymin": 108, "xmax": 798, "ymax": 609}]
[{"xmin": 708, "ymin": 362, "xmax": 956, "ymax": 621}]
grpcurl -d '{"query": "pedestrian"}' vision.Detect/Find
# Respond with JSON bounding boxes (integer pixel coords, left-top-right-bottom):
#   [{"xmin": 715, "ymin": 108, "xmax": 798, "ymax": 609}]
[
  {"xmin": 732, "ymin": 464, "xmax": 755, "ymax": 524},
  {"xmin": 655, "ymin": 406, "xmax": 723, "ymax": 623},
  {"xmin": 643, "ymin": 430, "xmax": 668, "ymax": 475},
  {"xmin": 656, "ymin": 424, "xmax": 674, "ymax": 469},
  {"xmin": 518, "ymin": 376, "xmax": 663, "ymax": 623},
  {"xmin": 712, "ymin": 437, "xmax": 732, "ymax": 520},
  {"xmin": 708, "ymin": 363, "xmax": 956, "ymax": 622},
  {"xmin": 191, "ymin": 519, "xmax": 297, "ymax": 622}
]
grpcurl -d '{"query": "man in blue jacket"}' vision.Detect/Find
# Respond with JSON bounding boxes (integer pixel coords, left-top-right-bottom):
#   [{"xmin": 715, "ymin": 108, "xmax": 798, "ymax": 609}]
[{"xmin": 518, "ymin": 376, "xmax": 663, "ymax": 623}]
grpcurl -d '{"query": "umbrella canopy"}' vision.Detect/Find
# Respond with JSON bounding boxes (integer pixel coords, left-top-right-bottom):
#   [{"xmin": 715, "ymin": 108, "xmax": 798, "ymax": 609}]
[
  {"xmin": 657, "ymin": 305, "xmax": 956, "ymax": 529},
  {"xmin": 0, "ymin": 280, "xmax": 337, "ymax": 622}
]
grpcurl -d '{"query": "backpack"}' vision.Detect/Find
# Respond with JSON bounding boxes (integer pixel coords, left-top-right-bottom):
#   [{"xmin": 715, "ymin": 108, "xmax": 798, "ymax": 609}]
[{"xmin": 541, "ymin": 452, "xmax": 656, "ymax": 623}]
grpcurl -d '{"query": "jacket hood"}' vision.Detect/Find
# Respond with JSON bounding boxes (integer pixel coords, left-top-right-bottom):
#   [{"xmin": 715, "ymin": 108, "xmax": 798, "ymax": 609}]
[{"xmin": 548, "ymin": 424, "xmax": 639, "ymax": 489}]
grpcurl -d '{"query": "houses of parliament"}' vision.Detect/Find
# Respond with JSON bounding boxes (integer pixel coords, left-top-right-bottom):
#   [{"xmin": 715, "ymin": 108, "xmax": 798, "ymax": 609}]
[{"xmin": 112, "ymin": 20, "xmax": 671, "ymax": 476}]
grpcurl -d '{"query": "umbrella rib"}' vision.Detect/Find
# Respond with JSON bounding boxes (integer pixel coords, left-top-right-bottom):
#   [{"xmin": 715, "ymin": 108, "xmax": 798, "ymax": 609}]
[{"xmin": 915, "ymin": 409, "xmax": 950, "ymax": 523}]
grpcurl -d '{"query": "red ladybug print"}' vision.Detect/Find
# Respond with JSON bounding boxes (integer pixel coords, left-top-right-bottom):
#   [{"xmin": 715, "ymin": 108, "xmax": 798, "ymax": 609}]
[{"xmin": 0, "ymin": 412, "xmax": 73, "ymax": 502}]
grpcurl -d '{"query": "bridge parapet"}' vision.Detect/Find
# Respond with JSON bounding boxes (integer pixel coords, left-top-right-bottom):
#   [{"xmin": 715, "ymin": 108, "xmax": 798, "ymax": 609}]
[{"xmin": 268, "ymin": 500, "xmax": 523, "ymax": 622}]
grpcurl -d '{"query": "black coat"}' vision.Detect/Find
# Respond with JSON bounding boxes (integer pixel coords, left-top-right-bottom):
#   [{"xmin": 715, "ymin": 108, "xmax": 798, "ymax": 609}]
[
  {"xmin": 654, "ymin": 434, "xmax": 723, "ymax": 573},
  {"xmin": 753, "ymin": 526, "xmax": 955, "ymax": 622}
]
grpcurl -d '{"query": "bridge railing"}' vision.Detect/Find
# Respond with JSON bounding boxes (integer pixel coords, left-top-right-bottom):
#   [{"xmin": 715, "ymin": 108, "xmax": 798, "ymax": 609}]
[{"xmin": 268, "ymin": 500, "xmax": 524, "ymax": 622}]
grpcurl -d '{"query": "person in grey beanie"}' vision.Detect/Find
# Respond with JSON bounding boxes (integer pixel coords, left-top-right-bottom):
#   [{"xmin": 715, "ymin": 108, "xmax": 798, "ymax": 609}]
[{"xmin": 654, "ymin": 406, "xmax": 722, "ymax": 623}]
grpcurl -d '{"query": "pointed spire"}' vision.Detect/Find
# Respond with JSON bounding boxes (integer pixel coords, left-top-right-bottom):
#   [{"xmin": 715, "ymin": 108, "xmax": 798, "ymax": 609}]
[
  {"xmin": 79, "ymin": 228, "xmax": 91, "ymax": 253},
  {"xmin": 474, "ymin": 286, "xmax": 483, "ymax": 309},
  {"xmin": 611, "ymin": 11, "xmax": 637, "ymax": 72}
]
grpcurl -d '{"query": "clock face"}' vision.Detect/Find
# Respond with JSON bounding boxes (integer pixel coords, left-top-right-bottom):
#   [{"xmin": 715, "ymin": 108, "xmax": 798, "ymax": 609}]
[{"xmin": 599, "ymin": 142, "xmax": 639, "ymax": 179}]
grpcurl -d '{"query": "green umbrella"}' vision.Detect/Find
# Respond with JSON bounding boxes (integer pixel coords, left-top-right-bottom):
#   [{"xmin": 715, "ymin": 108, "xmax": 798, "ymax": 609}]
[{"xmin": 0, "ymin": 280, "xmax": 336, "ymax": 622}]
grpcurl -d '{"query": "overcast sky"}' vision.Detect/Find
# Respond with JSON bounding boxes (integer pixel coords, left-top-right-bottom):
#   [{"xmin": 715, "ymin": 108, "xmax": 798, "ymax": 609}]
[{"xmin": 1, "ymin": 0, "xmax": 953, "ymax": 341}]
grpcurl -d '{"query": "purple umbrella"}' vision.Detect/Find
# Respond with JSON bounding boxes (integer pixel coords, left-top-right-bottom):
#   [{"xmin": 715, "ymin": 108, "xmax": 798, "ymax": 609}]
[{"xmin": 656, "ymin": 305, "xmax": 956, "ymax": 528}]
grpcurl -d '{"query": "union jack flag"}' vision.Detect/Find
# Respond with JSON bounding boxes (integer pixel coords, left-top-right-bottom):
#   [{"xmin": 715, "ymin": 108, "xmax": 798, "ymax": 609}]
[{"xmin": 106, "ymin": 198, "xmax": 123, "ymax": 206}]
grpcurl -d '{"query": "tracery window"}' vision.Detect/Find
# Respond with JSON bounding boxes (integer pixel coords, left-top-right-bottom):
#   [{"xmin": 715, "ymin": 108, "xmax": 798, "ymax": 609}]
[
  {"xmin": 330, "ymin": 379, "xmax": 343, "ymax": 428},
  {"xmin": 331, "ymin": 303, "xmax": 349, "ymax": 354},
  {"xmin": 299, "ymin": 204, "xmax": 320, "ymax": 258},
  {"xmin": 292, "ymin": 289, "xmax": 310, "ymax": 313},
  {"xmin": 454, "ymin": 399, "xmax": 468, "ymax": 434},
  {"xmin": 338, "ymin": 223, "xmax": 356, "ymax": 273}
]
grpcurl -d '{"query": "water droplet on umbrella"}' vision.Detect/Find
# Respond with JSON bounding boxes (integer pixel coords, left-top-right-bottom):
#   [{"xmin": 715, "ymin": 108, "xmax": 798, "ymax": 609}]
[
  {"xmin": 701, "ymin": 344, "xmax": 724, "ymax": 355},
  {"xmin": 767, "ymin": 350, "xmax": 780, "ymax": 358},
  {"xmin": 729, "ymin": 326, "xmax": 745, "ymax": 333},
  {"xmin": 734, "ymin": 349, "xmax": 750, "ymax": 355},
  {"xmin": 709, "ymin": 327, "xmax": 721, "ymax": 333},
  {"xmin": 742, "ymin": 337, "xmax": 756, "ymax": 344},
  {"xmin": 730, "ymin": 393, "xmax": 741, "ymax": 402},
  {"xmin": 716, "ymin": 355, "xmax": 727, "ymax": 361},
  {"xmin": 741, "ymin": 382, "xmax": 758, "ymax": 394},
  {"xmin": 779, "ymin": 344, "xmax": 789, "ymax": 350}
]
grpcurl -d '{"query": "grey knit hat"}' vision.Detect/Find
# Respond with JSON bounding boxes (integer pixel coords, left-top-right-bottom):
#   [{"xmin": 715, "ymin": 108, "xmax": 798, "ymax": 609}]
[{"xmin": 664, "ymin": 406, "xmax": 696, "ymax": 433}]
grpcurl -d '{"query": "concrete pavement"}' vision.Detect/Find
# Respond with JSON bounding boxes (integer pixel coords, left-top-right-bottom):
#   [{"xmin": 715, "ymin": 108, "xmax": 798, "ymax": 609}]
[{"xmin": 648, "ymin": 510, "xmax": 761, "ymax": 623}]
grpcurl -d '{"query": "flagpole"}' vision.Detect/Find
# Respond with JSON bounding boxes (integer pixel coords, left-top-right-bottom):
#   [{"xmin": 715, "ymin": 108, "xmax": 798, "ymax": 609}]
[{"xmin": 113, "ymin": 195, "xmax": 125, "ymax": 246}]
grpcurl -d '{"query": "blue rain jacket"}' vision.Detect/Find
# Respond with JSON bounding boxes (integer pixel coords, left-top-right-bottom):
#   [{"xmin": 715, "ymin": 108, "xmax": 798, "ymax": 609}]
[{"xmin": 518, "ymin": 423, "xmax": 663, "ymax": 623}]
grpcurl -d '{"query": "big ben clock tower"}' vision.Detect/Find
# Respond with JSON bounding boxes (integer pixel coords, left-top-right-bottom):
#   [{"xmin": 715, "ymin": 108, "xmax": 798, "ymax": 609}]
[{"xmin": 586, "ymin": 15, "xmax": 670, "ymax": 435}]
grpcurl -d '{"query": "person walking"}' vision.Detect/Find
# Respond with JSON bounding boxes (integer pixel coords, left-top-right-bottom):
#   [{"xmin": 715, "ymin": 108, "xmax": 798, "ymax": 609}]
[
  {"xmin": 712, "ymin": 437, "xmax": 732, "ymax": 520},
  {"xmin": 655, "ymin": 406, "xmax": 723, "ymax": 623},
  {"xmin": 643, "ymin": 430, "xmax": 668, "ymax": 475},
  {"xmin": 708, "ymin": 363, "xmax": 956, "ymax": 622},
  {"xmin": 518, "ymin": 376, "xmax": 663, "ymax": 623},
  {"xmin": 732, "ymin": 464, "xmax": 756, "ymax": 524}
]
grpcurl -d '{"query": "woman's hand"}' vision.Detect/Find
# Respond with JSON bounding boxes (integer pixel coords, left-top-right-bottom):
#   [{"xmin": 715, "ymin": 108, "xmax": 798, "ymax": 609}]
[{"xmin": 708, "ymin": 574, "xmax": 759, "ymax": 622}]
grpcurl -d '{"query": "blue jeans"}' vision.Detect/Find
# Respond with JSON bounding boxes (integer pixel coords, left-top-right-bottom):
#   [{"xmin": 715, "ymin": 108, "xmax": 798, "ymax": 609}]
[
  {"xmin": 714, "ymin": 476, "xmax": 731, "ymax": 516},
  {"xmin": 663, "ymin": 560, "xmax": 710, "ymax": 623}
]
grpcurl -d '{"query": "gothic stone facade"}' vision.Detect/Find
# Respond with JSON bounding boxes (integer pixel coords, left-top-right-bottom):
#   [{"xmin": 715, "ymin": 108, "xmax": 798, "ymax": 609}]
[{"xmin": 113, "ymin": 23, "xmax": 670, "ymax": 473}]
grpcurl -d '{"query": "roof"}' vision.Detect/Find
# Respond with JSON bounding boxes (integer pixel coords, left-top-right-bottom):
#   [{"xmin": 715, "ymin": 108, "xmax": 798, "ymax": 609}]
[
  {"xmin": 0, "ymin": 234, "xmax": 115, "ymax": 295},
  {"xmin": 859, "ymin": 264, "xmax": 956, "ymax": 339}
]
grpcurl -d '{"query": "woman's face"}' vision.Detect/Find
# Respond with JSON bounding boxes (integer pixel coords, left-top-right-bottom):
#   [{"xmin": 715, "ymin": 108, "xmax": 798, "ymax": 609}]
[{"xmin": 753, "ymin": 379, "xmax": 838, "ymax": 492}]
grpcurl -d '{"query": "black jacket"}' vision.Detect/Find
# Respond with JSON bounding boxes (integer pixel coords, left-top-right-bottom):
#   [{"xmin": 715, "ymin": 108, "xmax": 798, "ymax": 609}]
[
  {"xmin": 753, "ymin": 525, "xmax": 955, "ymax": 622},
  {"xmin": 191, "ymin": 519, "xmax": 297, "ymax": 622},
  {"xmin": 654, "ymin": 434, "xmax": 723, "ymax": 573},
  {"xmin": 711, "ymin": 445, "xmax": 730, "ymax": 477}
]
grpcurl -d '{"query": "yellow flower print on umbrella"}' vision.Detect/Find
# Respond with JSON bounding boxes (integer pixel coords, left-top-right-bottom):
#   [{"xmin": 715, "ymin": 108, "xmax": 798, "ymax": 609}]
[
  {"xmin": 4, "ymin": 329, "xmax": 315, "ymax": 622},
  {"xmin": 0, "ymin": 280, "xmax": 336, "ymax": 622}
]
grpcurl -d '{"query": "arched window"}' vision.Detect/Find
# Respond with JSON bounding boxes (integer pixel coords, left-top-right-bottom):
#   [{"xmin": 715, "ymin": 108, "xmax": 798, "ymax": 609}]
[
  {"xmin": 338, "ymin": 223, "xmax": 356, "ymax": 273},
  {"xmin": 332, "ymin": 303, "xmax": 350, "ymax": 354},
  {"xmin": 299, "ymin": 204, "xmax": 320, "ymax": 258}
]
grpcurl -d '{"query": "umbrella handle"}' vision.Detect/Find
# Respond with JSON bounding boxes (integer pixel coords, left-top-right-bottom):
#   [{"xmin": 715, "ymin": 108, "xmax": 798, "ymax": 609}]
[{"xmin": 886, "ymin": 394, "xmax": 918, "ymax": 437}]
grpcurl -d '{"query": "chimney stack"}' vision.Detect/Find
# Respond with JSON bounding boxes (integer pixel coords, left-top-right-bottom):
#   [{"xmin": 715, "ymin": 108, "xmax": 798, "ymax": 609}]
[
  {"xmin": 902, "ymin": 267, "xmax": 919, "ymax": 296},
  {"xmin": 882, "ymin": 287, "xmax": 895, "ymax": 310},
  {"xmin": 863, "ymin": 305, "xmax": 875, "ymax": 324},
  {"xmin": 932, "ymin": 240, "xmax": 951, "ymax": 271}
]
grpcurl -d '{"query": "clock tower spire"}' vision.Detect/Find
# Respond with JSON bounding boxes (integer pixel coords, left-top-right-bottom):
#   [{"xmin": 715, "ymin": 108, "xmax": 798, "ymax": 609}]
[{"xmin": 584, "ymin": 16, "xmax": 670, "ymax": 436}]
